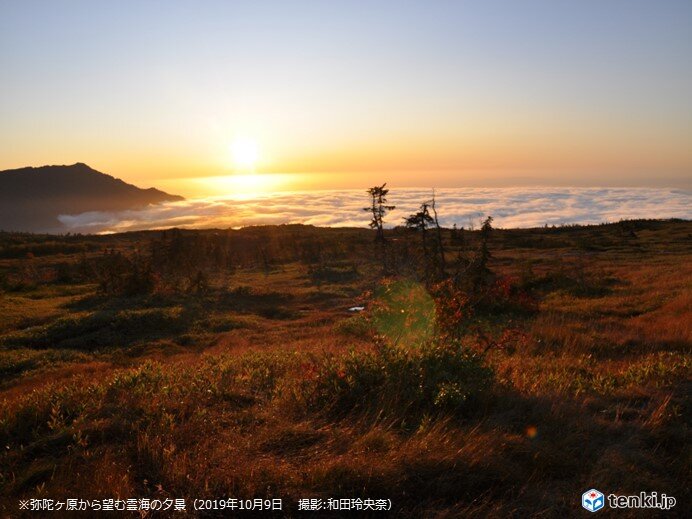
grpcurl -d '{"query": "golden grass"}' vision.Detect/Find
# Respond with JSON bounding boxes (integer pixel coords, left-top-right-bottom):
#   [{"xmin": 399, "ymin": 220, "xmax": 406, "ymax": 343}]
[{"xmin": 0, "ymin": 221, "xmax": 690, "ymax": 517}]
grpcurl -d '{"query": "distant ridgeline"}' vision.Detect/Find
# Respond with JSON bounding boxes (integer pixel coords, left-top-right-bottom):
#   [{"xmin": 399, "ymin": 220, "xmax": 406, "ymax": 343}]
[{"xmin": 0, "ymin": 163, "xmax": 183, "ymax": 233}]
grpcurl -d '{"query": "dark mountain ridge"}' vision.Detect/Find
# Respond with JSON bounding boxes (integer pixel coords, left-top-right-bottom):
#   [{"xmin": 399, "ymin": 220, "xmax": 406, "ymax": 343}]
[{"xmin": 0, "ymin": 163, "xmax": 183, "ymax": 233}]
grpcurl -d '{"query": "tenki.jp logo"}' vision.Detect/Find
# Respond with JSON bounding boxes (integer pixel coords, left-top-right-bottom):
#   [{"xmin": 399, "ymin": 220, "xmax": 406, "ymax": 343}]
[
  {"xmin": 581, "ymin": 489, "xmax": 676, "ymax": 512},
  {"xmin": 582, "ymin": 489, "xmax": 604, "ymax": 512}
]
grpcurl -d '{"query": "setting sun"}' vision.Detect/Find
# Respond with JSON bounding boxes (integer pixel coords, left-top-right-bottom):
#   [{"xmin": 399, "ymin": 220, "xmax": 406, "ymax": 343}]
[
  {"xmin": 231, "ymin": 138, "xmax": 259, "ymax": 171},
  {"xmin": 195, "ymin": 172, "xmax": 299, "ymax": 198}
]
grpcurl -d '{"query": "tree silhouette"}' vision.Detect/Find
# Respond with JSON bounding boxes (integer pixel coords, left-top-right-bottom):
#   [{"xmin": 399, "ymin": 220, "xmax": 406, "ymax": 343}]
[
  {"xmin": 430, "ymin": 191, "xmax": 446, "ymax": 273},
  {"xmin": 404, "ymin": 202, "xmax": 435, "ymax": 280},
  {"xmin": 364, "ymin": 184, "xmax": 395, "ymax": 243},
  {"xmin": 472, "ymin": 216, "xmax": 494, "ymax": 289},
  {"xmin": 450, "ymin": 223, "xmax": 464, "ymax": 246}
]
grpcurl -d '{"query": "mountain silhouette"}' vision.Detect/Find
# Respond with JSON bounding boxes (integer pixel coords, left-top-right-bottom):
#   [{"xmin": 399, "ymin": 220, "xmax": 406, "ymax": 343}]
[{"xmin": 0, "ymin": 163, "xmax": 183, "ymax": 233}]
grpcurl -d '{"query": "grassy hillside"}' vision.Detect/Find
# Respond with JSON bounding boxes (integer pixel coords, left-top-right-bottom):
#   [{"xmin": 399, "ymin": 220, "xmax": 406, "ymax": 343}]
[{"xmin": 0, "ymin": 220, "xmax": 690, "ymax": 517}]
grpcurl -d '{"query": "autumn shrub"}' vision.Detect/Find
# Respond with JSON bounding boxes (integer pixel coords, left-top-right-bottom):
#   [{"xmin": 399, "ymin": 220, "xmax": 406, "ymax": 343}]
[
  {"xmin": 475, "ymin": 275, "xmax": 538, "ymax": 315},
  {"xmin": 296, "ymin": 340, "xmax": 493, "ymax": 424},
  {"xmin": 94, "ymin": 250, "xmax": 157, "ymax": 296},
  {"xmin": 333, "ymin": 314, "xmax": 372, "ymax": 338},
  {"xmin": 430, "ymin": 278, "xmax": 473, "ymax": 340}
]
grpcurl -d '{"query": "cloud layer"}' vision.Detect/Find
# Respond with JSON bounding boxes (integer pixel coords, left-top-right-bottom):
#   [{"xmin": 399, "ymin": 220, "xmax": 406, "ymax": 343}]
[{"xmin": 58, "ymin": 187, "xmax": 691, "ymax": 234}]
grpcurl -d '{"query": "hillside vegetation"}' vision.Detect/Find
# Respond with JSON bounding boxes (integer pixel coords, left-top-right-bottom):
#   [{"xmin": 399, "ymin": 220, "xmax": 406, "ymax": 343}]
[{"xmin": 0, "ymin": 219, "xmax": 690, "ymax": 517}]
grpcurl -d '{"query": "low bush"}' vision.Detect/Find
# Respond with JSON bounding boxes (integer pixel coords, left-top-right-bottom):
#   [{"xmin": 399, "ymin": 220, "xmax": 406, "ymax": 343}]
[
  {"xmin": 308, "ymin": 264, "xmax": 360, "ymax": 284},
  {"xmin": 1, "ymin": 307, "xmax": 190, "ymax": 350},
  {"xmin": 475, "ymin": 275, "xmax": 539, "ymax": 315},
  {"xmin": 333, "ymin": 314, "xmax": 372, "ymax": 338},
  {"xmin": 295, "ymin": 341, "xmax": 493, "ymax": 424}
]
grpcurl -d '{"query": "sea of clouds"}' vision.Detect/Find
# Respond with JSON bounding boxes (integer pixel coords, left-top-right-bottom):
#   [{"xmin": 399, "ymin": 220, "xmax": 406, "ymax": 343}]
[{"xmin": 58, "ymin": 187, "xmax": 691, "ymax": 234}]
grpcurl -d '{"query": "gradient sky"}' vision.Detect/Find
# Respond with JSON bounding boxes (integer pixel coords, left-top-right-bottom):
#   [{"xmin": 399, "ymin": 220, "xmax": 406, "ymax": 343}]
[{"xmin": 1, "ymin": 0, "xmax": 691, "ymax": 195}]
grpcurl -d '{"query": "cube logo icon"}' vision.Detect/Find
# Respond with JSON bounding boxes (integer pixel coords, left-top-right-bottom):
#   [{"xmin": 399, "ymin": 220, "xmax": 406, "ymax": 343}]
[{"xmin": 582, "ymin": 489, "xmax": 605, "ymax": 512}]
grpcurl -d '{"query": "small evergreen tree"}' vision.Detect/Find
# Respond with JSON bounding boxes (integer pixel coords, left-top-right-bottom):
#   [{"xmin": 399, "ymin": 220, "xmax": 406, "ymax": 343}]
[
  {"xmin": 364, "ymin": 184, "xmax": 395, "ymax": 243},
  {"xmin": 364, "ymin": 183, "xmax": 396, "ymax": 273},
  {"xmin": 472, "ymin": 216, "xmax": 494, "ymax": 289},
  {"xmin": 451, "ymin": 223, "xmax": 464, "ymax": 247},
  {"xmin": 405, "ymin": 202, "xmax": 435, "ymax": 280}
]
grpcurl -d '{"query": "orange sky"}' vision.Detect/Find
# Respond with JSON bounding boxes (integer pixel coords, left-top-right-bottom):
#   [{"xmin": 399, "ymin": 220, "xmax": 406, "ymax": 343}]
[{"xmin": 1, "ymin": 1, "xmax": 691, "ymax": 197}]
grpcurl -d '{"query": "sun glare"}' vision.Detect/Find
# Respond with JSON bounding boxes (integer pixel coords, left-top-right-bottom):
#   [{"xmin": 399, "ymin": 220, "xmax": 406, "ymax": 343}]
[
  {"xmin": 231, "ymin": 138, "xmax": 259, "ymax": 170},
  {"xmin": 191, "ymin": 173, "xmax": 300, "ymax": 198}
]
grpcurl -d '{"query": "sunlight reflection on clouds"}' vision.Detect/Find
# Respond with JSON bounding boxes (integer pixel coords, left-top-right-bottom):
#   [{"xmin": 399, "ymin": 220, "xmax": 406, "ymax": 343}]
[{"xmin": 58, "ymin": 187, "xmax": 691, "ymax": 234}]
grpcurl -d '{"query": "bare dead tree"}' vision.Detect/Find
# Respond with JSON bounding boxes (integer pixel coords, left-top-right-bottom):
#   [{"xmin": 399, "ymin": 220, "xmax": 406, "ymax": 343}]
[
  {"xmin": 404, "ymin": 202, "xmax": 435, "ymax": 281},
  {"xmin": 430, "ymin": 190, "xmax": 446, "ymax": 274}
]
